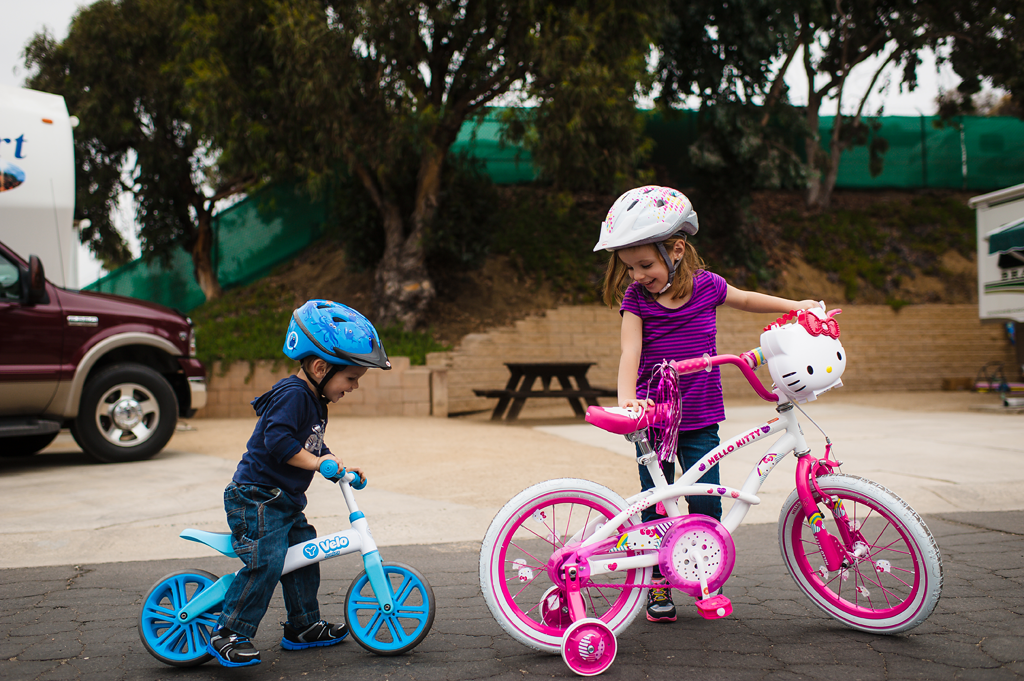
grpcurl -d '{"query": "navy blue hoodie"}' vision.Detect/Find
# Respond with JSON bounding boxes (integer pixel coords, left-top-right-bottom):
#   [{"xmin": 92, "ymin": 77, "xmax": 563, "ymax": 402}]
[{"xmin": 232, "ymin": 375, "xmax": 332, "ymax": 505}]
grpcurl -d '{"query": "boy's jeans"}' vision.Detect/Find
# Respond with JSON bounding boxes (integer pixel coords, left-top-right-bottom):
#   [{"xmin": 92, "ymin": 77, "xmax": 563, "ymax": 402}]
[
  {"xmin": 217, "ymin": 483, "xmax": 321, "ymax": 638},
  {"xmin": 637, "ymin": 423, "xmax": 722, "ymax": 524}
]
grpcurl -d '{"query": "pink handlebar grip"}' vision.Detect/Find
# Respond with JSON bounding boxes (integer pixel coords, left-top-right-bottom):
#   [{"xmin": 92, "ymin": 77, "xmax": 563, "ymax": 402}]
[
  {"xmin": 670, "ymin": 356, "xmax": 712, "ymax": 375},
  {"xmin": 673, "ymin": 354, "xmax": 779, "ymax": 403}
]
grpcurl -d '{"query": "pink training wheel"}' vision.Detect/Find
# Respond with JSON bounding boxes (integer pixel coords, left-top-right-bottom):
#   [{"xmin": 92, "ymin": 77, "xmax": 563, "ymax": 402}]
[
  {"xmin": 539, "ymin": 586, "xmax": 572, "ymax": 629},
  {"xmin": 561, "ymin": 618, "xmax": 617, "ymax": 676},
  {"xmin": 658, "ymin": 516, "xmax": 736, "ymax": 598}
]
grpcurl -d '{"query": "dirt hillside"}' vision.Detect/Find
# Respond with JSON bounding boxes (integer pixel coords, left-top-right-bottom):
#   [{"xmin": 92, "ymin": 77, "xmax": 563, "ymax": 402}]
[{"xmin": 262, "ymin": 189, "xmax": 979, "ymax": 347}]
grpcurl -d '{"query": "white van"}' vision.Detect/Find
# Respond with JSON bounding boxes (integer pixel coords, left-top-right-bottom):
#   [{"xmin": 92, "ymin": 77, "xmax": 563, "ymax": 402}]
[{"xmin": 0, "ymin": 83, "xmax": 77, "ymax": 289}]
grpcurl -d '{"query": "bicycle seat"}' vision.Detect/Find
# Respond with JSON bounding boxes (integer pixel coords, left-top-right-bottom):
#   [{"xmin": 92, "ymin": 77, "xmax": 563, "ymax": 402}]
[
  {"xmin": 180, "ymin": 528, "xmax": 238, "ymax": 558},
  {"xmin": 584, "ymin": 405, "xmax": 672, "ymax": 435}
]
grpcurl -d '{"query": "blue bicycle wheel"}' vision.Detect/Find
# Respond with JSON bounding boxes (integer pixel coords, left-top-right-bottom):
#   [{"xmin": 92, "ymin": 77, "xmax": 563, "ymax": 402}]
[
  {"xmin": 345, "ymin": 562, "xmax": 435, "ymax": 655},
  {"xmin": 138, "ymin": 570, "xmax": 220, "ymax": 666}
]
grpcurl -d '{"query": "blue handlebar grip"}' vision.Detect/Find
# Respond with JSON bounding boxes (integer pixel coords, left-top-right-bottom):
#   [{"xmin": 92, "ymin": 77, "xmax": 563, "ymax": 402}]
[
  {"xmin": 319, "ymin": 459, "xmax": 340, "ymax": 479},
  {"xmin": 350, "ymin": 472, "xmax": 367, "ymax": 490}
]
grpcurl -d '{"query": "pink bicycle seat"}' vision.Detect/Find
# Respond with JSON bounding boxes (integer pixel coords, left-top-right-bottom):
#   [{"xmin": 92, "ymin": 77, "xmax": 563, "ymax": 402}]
[{"xmin": 584, "ymin": 405, "xmax": 671, "ymax": 434}]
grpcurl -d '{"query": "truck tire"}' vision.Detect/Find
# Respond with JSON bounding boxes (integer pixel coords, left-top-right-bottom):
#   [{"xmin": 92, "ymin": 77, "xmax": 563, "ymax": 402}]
[
  {"xmin": 0, "ymin": 432, "xmax": 59, "ymax": 457},
  {"xmin": 72, "ymin": 363, "xmax": 178, "ymax": 463}
]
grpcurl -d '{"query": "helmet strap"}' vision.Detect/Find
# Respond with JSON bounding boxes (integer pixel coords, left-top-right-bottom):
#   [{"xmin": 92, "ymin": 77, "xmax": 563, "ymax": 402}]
[
  {"xmin": 301, "ymin": 363, "xmax": 337, "ymax": 421},
  {"xmin": 655, "ymin": 241, "xmax": 684, "ymax": 294}
]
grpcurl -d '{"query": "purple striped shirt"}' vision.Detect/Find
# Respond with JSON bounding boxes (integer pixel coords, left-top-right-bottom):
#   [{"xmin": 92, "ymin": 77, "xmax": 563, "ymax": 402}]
[{"xmin": 620, "ymin": 270, "xmax": 729, "ymax": 430}]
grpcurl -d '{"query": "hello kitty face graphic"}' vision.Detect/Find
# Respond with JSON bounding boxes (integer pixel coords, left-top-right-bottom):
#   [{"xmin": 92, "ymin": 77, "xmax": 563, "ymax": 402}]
[{"xmin": 760, "ymin": 309, "xmax": 846, "ymax": 403}]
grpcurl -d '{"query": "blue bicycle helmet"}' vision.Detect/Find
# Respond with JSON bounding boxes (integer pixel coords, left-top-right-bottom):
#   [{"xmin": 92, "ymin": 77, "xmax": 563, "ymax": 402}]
[
  {"xmin": 284, "ymin": 300, "xmax": 391, "ymax": 409},
  {"xmin": 284, "ymin": 299, "xmax": 391, "ymax": 369}
]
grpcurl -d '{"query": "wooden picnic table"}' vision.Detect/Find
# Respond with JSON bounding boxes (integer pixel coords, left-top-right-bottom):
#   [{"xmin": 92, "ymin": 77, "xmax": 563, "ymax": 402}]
[{"xmin": 473, "ymin": 362, "xmax": 616, "ymax": 421}]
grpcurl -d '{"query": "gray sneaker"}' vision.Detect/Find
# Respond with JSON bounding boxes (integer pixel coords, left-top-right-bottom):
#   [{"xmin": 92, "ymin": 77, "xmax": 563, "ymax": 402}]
[
  {"xmin": 208, "ymin": 630, "xmax": 261, "ymax": 667},
  {"xmin": 646, "ymin": 581, "xmax": 677, "ymax": 622}
]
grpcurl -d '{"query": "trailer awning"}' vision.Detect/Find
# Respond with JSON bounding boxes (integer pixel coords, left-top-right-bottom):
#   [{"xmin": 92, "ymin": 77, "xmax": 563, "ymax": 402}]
[{"xmin": 988, "ymin": 217, "xmax": 1024, "ymax": 255}]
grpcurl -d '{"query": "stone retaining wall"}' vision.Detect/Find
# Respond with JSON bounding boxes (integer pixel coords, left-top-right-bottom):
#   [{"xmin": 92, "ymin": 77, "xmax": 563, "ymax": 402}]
[
  {"xmin": 193, "ymin": 304, "xmax": 1015, "ymax": 419},
  {"xmin": 194, "ymin": 356, "xmax": 447, "ymax": 419},
  {"xmin": 427, "ymin": 303, "xmax": 1016, "ymax": 415}
]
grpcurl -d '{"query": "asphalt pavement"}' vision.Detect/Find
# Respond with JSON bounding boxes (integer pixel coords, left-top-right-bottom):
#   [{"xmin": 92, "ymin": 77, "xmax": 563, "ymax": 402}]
[
  {"xmin": 1, "ymin": 512, "xmax": 1022, "ymax": 680},
  {"xmin": 1, "ymin": 392, "xmax": 1023, "ymax": 679}
]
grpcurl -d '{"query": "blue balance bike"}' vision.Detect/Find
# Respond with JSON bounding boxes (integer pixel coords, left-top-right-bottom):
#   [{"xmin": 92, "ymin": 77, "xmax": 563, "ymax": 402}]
[{"xmin": 138, "ymin": 462, "xmax": 435, "ymax": 666}]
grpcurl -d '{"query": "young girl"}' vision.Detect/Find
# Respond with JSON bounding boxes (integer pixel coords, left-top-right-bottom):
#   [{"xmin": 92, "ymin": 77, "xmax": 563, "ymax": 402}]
[{"xmin": 595, "ymin": 185, "xmax": 821, "ymax": 623}]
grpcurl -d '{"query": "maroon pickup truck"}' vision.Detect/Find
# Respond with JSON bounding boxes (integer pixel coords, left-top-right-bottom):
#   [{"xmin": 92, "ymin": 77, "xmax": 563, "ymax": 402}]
[{"xmin": 0, "ymin": 240, "xmax": 206, "ymax": 462}]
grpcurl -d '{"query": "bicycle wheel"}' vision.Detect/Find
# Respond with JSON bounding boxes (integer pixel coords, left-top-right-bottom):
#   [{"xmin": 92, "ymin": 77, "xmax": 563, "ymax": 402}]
[
  {"xmin": 345, "ymin": 562, "xmax": 435, "ymax": 655},
  {"xmin": 138, "ymin": 570, "xmax": 220, "ymax": 666},
  {"xmin": 779, "ymin": 474, "xmax": 943, "ymax": 633},
  {"xmin": 479, "ymin": 478, "xmax": 652, "ymax": 654}
]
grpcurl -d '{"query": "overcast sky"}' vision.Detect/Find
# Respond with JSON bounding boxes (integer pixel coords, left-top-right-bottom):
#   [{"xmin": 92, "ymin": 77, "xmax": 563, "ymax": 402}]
[
  {"xmin": 5, "ymin": 1, "xmax": 968, "ymax": 114},
  {"xmin": 1, "ymin": 2, "xmax": 974, "ymax": 287}
]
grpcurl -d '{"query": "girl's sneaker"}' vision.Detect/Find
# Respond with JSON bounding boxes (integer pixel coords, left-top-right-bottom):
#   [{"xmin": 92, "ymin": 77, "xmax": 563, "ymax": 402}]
[
  {"xmin": 208, "ymin": 630, "xmax": 261, "ymax": 667},
  {"xmin": 646, "ymin": 581, "xmax": 677, "ymax": 622},
  {"xmin": 280, "ymin": 620, "xmax": 349, "ymax": 650}
]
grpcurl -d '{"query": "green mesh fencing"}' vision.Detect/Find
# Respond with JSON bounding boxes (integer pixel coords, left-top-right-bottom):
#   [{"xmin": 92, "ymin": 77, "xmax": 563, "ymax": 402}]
[
  {"xmin": 820, "ymin": 115, "xmax": 1024, "ymax": 191},
  {"xmin": 85, "ymin": 110, "xmax": 1024, "ymax": 313},
  {"xmin": 84, "ymin": 184, "xmax": 327, "ymax": 312},
  {"xmin": 451, "ymin": 109, "xmax": 536, "ymax": 184}
]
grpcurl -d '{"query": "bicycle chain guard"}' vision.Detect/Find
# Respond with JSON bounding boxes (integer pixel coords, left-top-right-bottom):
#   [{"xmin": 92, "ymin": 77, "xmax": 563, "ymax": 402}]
[{"xmin": 657, "ymin": 516, "xmax": 736, "ymax": 599}]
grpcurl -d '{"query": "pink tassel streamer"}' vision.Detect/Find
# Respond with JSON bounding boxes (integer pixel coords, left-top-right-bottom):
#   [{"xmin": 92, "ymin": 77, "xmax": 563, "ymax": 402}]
[{"xmin": 648, "ymin": 361, "xmax": 683, "ymax": 462}]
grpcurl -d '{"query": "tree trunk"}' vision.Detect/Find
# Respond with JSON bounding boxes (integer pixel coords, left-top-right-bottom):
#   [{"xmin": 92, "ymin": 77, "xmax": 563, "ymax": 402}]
[
  {"xmin": 191, "ymin": 209, "xmax": 222, "ymax": 302},
  {"xmin": 372, "ymin": 147, "xmax": 445, "ymax": 330},
  {"xmin": 817, "ymin": 119, "xmax": 845, "ymax": 211},
  {"xmin": 803, "ymin": 91, "xmax": 832, "ymax": 212}
]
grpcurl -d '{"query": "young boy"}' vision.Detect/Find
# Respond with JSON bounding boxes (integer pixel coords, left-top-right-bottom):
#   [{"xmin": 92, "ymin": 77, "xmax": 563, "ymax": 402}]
[{"xmin": 208, "ymin": 299, "xmax": 392, "ymax": 667}]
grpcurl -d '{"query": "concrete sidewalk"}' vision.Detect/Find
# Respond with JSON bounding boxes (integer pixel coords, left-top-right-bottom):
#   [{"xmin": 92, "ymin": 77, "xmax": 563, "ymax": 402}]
[{"xmin": 1, "ymin": 391, "xmax": 1022, "ymax": 569}]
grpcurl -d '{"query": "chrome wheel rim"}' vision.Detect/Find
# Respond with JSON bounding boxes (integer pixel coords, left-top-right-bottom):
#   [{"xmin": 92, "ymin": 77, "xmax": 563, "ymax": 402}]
[{"xmin": 94, "ymin": 382, "xmax": 160, "ymax": 447}]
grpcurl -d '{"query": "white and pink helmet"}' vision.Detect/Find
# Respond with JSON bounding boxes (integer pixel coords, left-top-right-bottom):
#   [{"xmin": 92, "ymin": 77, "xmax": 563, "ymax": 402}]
[
  {"xmin": 592, "ymin": 185, "xmax": 699, "ymax": 253},
  {"xmin": 594, "ymin": 186, "xmax": 699, "ymax": 293}
]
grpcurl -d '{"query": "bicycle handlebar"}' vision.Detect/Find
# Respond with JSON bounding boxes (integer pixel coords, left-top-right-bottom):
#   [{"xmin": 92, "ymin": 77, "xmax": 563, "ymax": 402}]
[
  {"xmin": 318, "ymin": 459, "xmax": 367, "ymax": 489},
  {"xmin": 668, "ymin": 353, "xmax": 779, "ymax": 403}
]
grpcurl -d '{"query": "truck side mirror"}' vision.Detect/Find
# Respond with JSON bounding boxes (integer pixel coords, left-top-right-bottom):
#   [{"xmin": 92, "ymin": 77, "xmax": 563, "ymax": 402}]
[{"xmin": 21, "ymin": 255, "xmax": 50, "ymax": 306}]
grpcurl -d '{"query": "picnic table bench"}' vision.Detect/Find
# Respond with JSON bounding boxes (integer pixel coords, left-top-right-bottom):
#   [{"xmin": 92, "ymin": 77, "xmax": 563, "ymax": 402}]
[{"xmin": 473, "ymin": 362, "xmax": 616, "ymax": 421}]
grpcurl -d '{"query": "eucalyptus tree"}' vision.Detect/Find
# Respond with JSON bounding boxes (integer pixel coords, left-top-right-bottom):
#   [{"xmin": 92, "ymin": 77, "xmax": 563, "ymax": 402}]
[
  {"xmin": 23, "ymin": 0, "xmax": 277, "ymax": 301},
  {"xmin": 655, "ymin": 0, "xmax": 807, "ymax": 267},
  {"xmin": 499, "ymin": 2, "xmax": 659, "ymax": 194},
  {"xmin": 260, "ymin": 0, "xmax": 663, "ymax": 329}
]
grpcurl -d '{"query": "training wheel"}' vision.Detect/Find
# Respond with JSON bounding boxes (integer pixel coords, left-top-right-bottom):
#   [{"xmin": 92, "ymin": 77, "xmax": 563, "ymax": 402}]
[
  {"xmin": 561, "ymin": 618, "xmax": 616, "ymax": 676},
  {"xmin": 539, "ymin": 586, "xmax": 572, "ymax": 629}
]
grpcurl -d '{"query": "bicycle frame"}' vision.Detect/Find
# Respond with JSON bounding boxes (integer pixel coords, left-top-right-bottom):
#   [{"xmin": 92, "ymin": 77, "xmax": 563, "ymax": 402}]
[
  {"xmin": 566, "ymin": 355, "xmax": 850, "ymax": 585},
  {"xmin": 176, "ymin": 473, "xmax": 394, "ymax": 624}
]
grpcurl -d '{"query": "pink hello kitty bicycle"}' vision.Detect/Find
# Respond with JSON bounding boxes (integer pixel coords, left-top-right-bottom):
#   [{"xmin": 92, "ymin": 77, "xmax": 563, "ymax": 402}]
[{"xmin": 479, "ymin": 308, "xmax": 943, "ymax": 676}]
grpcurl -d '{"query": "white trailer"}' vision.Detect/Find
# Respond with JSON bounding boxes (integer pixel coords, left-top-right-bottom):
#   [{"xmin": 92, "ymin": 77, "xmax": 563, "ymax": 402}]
[
  {"xmin": 0, "ymin": 83, "xmax": 78, "ymax": 289},
  {"xmin": 970, "ymin": 183, "xmax": 1024, "ymax": 379}
]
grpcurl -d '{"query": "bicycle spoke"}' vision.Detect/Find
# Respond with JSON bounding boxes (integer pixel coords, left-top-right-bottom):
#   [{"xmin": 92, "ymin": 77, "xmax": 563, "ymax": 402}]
[
  {"xmin": 143, "ymin": 603, "xmax": 175, "ymax": 620},
  {"xmin": 563, "ymin": 504, "xmax": 574, "ymax": 547},
  {"xmin": 386, "ymin": 616, "xmax": 406, "ymax": 645},
  {"xmin": 506, "ymin": 542, "xmax": 546, "ymax": 568},
  {"xmin": 511, "ymin": 571, "xmax": 543, "ymax": 600},
  {"xmin": 365, "ymin": 612, "xmax": 386, "ymax": 640},
  {"xmin": 587, "ymin": 584, "xmax": 615, "ymax": 610}
]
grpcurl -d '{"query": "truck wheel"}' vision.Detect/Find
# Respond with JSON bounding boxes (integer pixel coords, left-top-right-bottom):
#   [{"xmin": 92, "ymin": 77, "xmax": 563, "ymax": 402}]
[
  {"xmin": 72, "ymin": 364, "xmax": 178, "ymax": 463},
  {"xmin": 0, "ymin": 432, "xmax": 59, "ymax": 457}
]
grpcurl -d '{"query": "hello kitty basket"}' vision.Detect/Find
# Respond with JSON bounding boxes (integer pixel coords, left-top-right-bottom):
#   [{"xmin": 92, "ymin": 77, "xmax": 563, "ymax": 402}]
[{"xmin": 754, "ymin": 307, "xmax": 846, "ymax": 404}]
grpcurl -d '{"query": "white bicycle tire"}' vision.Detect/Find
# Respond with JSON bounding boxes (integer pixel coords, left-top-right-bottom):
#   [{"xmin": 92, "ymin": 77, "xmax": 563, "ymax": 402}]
[
  {"xmin": 778, "ymin": 474, "xmax": 943, "ymax": 633},
  {"xmin": 479, "ymin": 478, "xmax": 651, "ymax": 653}
]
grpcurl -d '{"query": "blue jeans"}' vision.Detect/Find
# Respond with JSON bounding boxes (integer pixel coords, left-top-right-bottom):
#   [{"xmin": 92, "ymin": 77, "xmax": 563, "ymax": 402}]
[
  {"xmin": 217, "ymin": 483, "xmax": 321, "ymax": 638},
  {"xmin": 637, "ymin": 423, "xmax": 722, "ymax": 524}
]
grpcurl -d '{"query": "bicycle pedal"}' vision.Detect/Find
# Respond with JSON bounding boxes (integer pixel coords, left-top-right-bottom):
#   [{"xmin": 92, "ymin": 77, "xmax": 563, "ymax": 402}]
[{"xmin": 695, "ymin": 594, "xmax": 732, "ymax": 620}]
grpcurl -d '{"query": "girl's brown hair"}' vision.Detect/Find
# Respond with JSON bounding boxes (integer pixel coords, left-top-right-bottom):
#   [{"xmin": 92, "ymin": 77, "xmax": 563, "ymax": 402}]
[{"xmin": 601, "ymin": 237, "xmax": 705, "ymax": 307}]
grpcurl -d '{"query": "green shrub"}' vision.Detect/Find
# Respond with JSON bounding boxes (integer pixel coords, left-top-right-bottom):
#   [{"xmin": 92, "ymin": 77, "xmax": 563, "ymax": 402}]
[
  {"xmin": 781, "ymin": 195, "xmax": 974, "ymax": 301},
  {"xmin": 190, "ymin": 282, "xmax": 448, "ymax": 370}
]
